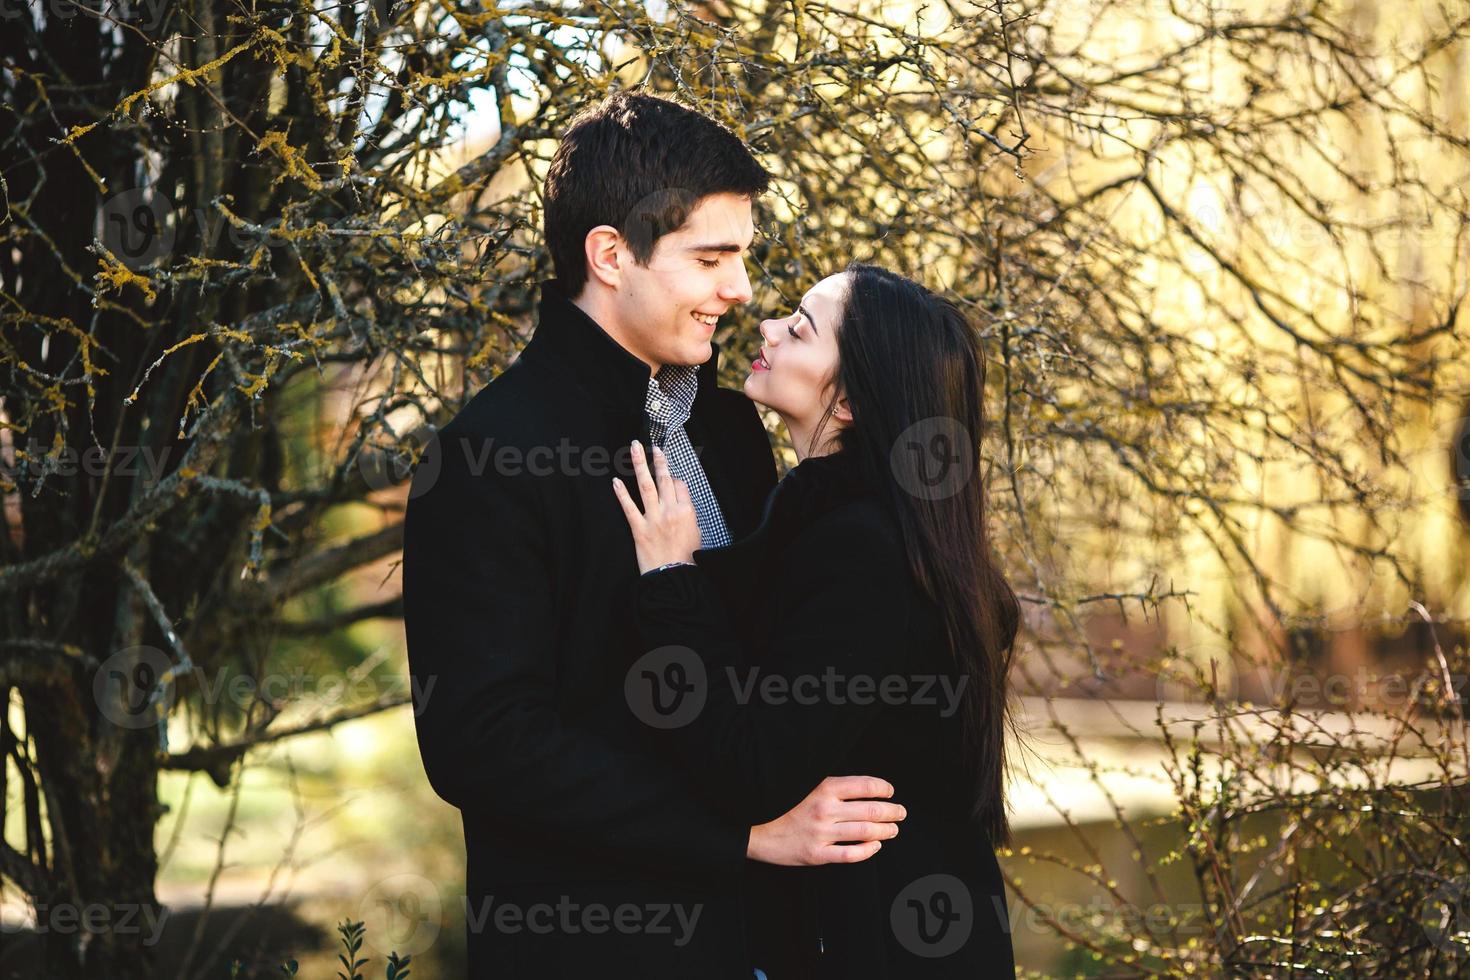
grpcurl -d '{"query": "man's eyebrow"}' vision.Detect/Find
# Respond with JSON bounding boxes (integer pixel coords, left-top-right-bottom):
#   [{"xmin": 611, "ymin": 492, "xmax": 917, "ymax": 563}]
[
  {"xmin": 684, "ymin": 242, "xmax": 746, "ymax": 253},
  {"xmin": 686, "ymin": 228, "xmax": 758, "ymax": 254}
]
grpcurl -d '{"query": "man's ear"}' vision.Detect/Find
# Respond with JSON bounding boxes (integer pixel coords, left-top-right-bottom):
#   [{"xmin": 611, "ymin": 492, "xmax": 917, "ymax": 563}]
[{"xmin": 584, "ymin": 225, "xmax": 623, "ymax": 290}]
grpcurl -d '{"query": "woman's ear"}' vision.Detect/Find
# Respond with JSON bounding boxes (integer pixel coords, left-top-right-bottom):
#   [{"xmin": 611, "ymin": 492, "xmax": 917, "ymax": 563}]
[{"xmin": 832, "ymin": 393, "xmax": 853, "ymax": 425}]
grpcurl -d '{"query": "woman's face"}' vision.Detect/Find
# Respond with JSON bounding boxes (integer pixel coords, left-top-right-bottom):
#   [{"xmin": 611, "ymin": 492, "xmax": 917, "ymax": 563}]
[{"xmin": 743, "ymin": 272, "xmax": 848, "ymax": 428}]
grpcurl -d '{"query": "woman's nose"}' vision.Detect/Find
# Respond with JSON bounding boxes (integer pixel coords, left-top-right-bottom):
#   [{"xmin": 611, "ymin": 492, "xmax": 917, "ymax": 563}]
[{"xmin": 759, "ymin": 318, "xmax": 781, "ymax": 345}]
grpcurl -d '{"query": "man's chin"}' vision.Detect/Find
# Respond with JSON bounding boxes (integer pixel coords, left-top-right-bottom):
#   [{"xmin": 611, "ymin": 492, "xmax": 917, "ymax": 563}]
[{"xmin": 671, "ymin": 341, "xmax": 713, "ymax": 367}]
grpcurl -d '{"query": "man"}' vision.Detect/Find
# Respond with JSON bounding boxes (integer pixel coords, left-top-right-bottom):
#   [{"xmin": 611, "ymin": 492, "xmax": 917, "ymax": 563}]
[{"xmin": 403, "ymin": 92, "xmax": 901, "ymax": 977}]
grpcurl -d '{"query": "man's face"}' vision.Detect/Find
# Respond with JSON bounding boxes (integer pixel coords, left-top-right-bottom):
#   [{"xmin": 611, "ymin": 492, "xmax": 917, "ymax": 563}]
[{"xmin": 610, "ymin": 192, "xmax": 756, "ymax": 369}]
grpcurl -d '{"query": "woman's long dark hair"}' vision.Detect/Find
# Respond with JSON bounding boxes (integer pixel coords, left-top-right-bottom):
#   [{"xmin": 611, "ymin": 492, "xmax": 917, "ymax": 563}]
[{"xmin": 813, "ymin": 262, "xmax": 1022, "ymax": 845}]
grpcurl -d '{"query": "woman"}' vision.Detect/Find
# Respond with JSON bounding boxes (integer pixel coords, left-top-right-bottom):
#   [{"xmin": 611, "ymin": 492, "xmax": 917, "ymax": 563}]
[{"xmin": 612, "ymin": 263, "xmax": 1021, "ymax": 977}]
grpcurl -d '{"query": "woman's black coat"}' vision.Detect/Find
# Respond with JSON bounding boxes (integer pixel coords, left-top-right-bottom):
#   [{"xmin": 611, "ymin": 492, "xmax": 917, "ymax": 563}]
[{"xmin": 631, "ymin": 446, "xmax": 1016, "ymax": 978}]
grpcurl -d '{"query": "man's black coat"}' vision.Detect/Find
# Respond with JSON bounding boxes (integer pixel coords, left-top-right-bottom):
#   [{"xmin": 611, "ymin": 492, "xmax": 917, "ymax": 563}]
[{"xmin": 402, "ymin": 280, "xmax": 778, "ymax": 977}]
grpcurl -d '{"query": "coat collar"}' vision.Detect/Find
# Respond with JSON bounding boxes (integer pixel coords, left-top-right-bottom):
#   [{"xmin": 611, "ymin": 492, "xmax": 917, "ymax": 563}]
[
  {"xmin": 695, "ymin": 444, "xmax": 871, "ymax": 565},
  {"xmin": 689, "ymin": 445, "xmax": 875, "ymax": 650},
  {"xmin": 522, "ymin": 279, "xmax": 721, "ymax": 414}
]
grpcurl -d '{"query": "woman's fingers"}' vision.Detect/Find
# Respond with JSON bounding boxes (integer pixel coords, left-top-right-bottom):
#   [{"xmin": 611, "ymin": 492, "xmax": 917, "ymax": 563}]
[
  {"xmin": 629, "ymin": 441, "xmax": 658, "ymax": 507},
  {"xmin": 835, "ymin": 799, "xmax": 907, "ymax": 825},
  {"xmin": 610, "ymin": 477, "xmax": 643, "ymax": 529},
  {"xmin": 806, "ymin": 776, "xmax": 903, "ymax": 857},
  {"xmin": 817, "ymin": 840, "xmax": 883, "ymax": 864},
  {"xmin": 824, "ymin": 775, "xmax": 896, "ymax": 801},
  {"xmin": 750, "ymin": 776, "xmax": 907, "ymax": 867},
  {"xmin": 651, "ymin": 445, "xmax": 676, "ymax": 502},
  {"xmin": 830, "ymin": 821, "xmax": 901, "ymax": 842}
]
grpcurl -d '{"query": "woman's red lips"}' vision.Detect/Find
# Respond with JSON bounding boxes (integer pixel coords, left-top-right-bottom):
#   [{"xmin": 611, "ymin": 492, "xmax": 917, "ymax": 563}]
[{"xmin": 752, "ymin": 350, "xmax": 770, "ymax": 371}]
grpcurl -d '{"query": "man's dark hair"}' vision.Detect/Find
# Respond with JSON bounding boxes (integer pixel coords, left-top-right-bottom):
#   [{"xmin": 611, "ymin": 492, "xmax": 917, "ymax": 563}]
[{"xmin": 543, "ymin": 91, "xmax": 772, "ymax": 296}]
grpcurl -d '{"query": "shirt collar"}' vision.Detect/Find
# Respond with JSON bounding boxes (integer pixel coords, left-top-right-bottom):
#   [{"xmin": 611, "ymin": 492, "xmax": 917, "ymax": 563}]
[
  {"xmin": 526, "ymin": 279, "xmax": 722, "ymax": 415},
  {"xmin": 645, "ymin": 364, "xmax": 700, "ymax": 430}
]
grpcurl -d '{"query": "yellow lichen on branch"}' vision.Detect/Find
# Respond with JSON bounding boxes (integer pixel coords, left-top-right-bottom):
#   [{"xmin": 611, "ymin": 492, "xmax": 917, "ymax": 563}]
[
  {"xmin": 59, "ymin": 40, "xmax": 255, "ymax": 151},
  {"xmin": 296, "ymin": 253, "xmax": 320, "ymax": 290},
  {"xmin": 95, "ymin": 253, "xmax": 157, "ymax": 302},
  {"xmin": 124, "ymin": 333, "xmax": 208, "ymax": 405},
  {"xmin": 123, "ymin": 40, "xmax": 255, "ymax": 115},
  {"xmin": 181, "ymin": 353, "xmax": 225, "ymax": 436},
  {"xmin": 235, "ymin": 353, "xmax": 282, "ymax": 399},
  {"xmin": 48, "ymin": 318, "xmax": 110, "ymax": 396},
  {"xmin": 256, "ymin": 129, "xmax": 325, "ymax": 191}
]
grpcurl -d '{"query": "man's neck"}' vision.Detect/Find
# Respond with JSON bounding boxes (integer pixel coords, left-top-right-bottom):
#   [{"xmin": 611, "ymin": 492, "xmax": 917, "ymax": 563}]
[{"xmin": 570, "ymin": 290, "xmax": 659, "ymax": 374}]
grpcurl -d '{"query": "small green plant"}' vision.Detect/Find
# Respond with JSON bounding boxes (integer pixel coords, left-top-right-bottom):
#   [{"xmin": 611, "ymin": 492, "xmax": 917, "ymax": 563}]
[
  {"xmin": 337, "ymin": 920, "xmax": 367, "ymax": 980},
  {"xmin": 252, "ymin": 920, "xmax": 409, "ymax": 979},
  {"xmin": 338, "ymin": 920, "xmax": 411, "ymax": 980},
  {"xmin": 384, "ymin": 953, "xmax": 411, "ymax": 980}
]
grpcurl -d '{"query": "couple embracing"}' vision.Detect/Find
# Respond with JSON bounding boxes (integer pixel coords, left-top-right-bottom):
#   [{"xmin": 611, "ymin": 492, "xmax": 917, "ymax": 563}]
[{"xmin": 403, "ymin": 90, "xmax": 1020, "ymax": 979}]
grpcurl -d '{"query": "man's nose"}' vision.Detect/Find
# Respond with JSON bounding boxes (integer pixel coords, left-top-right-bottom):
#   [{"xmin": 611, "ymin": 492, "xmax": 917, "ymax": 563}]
[{"xmin": 719, "ymin": 260, "xmax": 753, "ymax": 305}]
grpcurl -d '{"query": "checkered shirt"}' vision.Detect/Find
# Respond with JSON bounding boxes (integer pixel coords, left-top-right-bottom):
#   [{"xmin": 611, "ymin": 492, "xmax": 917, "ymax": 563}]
[{"xmin": 644, "ymin": 365, "xmax": 732, "ymax": 549}]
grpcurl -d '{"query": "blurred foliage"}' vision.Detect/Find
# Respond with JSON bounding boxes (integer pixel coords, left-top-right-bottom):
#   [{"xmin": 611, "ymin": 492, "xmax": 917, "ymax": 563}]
[{"xmin": 2, "ymin": 0, "xmax": 1469, "ymax": 975}]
